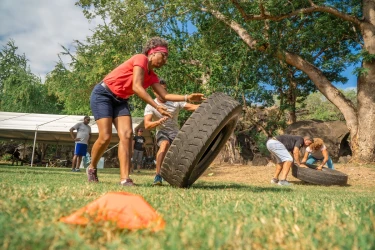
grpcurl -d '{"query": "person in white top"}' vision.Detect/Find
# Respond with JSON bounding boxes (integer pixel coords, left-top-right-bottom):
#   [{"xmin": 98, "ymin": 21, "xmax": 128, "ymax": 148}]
[
  {"xmin": 301, "ymin": 138, "xmax": 334, "ymax": 170},
  {"xmin": 144, "ymin": 79, "xmax": 200, "ymax": 185}
]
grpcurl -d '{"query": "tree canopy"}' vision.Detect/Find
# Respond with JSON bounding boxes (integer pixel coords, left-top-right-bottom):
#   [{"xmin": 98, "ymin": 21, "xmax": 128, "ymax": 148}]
[{"xmin": 0, "ymin": 40, "xmax": 62, "ymax": 114}]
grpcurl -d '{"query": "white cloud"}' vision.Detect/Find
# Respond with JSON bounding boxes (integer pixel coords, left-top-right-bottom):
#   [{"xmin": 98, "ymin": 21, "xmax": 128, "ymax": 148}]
[{"xmin": 0, "ymin": 0, "xmax": 101, "ymax": 81}]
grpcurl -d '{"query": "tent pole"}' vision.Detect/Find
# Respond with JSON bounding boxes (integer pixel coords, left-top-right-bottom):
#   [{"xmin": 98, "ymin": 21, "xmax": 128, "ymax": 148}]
[
  {"xmin": 104, "ymin": 143, "xmax": 119, "ymax": 154},
  {"xmin": 23, "ymin": 140, "xmax": 26, "ymax": 165},
  {"xmin": 31, "ymin": 126, "xmax": 39, "ymax": 167}
]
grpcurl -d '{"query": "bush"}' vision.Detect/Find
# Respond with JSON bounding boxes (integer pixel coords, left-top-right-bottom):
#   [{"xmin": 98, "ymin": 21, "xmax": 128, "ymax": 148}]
[{"xmin": 1, "ymin": 153, "xmax": 12, "ymax": 161}]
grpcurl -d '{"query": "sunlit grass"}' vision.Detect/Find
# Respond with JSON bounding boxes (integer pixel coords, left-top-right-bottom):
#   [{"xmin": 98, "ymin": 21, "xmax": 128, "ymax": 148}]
[{"xmin": 1, "ymin": 165, "xmax": 374, "ymax": 249}]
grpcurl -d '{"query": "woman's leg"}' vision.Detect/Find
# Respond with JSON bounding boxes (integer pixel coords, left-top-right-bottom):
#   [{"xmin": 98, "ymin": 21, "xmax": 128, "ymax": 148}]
[
  {"xmin": 326, "ymin": 157, "xmax": 334, "ymax": 169},
  {"xmin": 89, "ymin": 117, "xmax": 113, "ymax": 169},
  {"xmin": 113, "ymin": 116, "xmax": 133, "ymax": 181},
  {"xmin": 306, "ymin": 154, "xmax": 317, "ymax": 166}
]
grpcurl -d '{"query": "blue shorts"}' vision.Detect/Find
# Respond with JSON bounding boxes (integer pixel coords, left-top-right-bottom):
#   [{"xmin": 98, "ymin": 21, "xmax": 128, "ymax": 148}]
[
  {"xmin": 75, "ymin": 143, "xmax": 88, "ymax": 156},
  {"xmin": 90, "ymin": 82, "xmax": 131, "ymax": 120}
]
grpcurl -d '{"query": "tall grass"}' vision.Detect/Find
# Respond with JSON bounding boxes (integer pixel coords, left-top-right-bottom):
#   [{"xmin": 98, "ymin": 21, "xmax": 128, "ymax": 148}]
[{"xmin": 0, "ymin": 165, "xmax": 374, "ymax": 250}]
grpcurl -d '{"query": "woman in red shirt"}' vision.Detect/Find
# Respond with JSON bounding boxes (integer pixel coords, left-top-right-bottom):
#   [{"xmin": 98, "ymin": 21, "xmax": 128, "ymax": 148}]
[{"xmin": 88, "ymin": 37, "xmax": 205, "ymax": 186}]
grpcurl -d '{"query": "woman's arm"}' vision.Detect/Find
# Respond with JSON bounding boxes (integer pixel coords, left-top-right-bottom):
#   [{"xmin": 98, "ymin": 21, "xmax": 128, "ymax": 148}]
[
  {"xmin": 151, "ymin": 83, "xmax": 205, "ymax": 102},
  {"xmin": 132, "ymin": 66, "xmax": 172, "ymax": 118},
  {"xmin": 317, "ymin": 149, "xmax": 329, "ymax": 170}
]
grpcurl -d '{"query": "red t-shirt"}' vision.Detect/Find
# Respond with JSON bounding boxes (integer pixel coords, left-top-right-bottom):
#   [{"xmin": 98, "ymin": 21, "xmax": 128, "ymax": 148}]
[{"xmin": 103, "ymin": 54, "xmax": 159, "ymax": 99}]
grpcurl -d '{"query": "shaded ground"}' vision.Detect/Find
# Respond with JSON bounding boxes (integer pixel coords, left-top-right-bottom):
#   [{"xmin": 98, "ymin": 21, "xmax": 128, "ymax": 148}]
[{"xmin": 201, "ymin": 163, "xmax": 375, "ymax": 188}]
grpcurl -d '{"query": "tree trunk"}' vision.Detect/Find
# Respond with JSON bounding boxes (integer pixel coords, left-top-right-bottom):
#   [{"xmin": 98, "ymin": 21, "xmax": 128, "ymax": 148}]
[
  {"xmin": 206, "ymin": 6, "xmax": 375, "ymax": 163},
  {"xmin": 354, "ymin": 1, "xmax": 375, "ymax": 162},
  {"xmin": 287, "ymin": 77, "xmax": 297, "ymax": 124}
]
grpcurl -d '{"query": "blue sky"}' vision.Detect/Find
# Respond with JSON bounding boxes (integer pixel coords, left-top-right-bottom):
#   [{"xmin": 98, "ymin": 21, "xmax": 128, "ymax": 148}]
[
  {"xmin": 0, "ymin": 0, "xmax": 358, "ymax": 90},
  {"xmin": 337, "ymin": 64, "xmax": 358, "ymax": 90}
]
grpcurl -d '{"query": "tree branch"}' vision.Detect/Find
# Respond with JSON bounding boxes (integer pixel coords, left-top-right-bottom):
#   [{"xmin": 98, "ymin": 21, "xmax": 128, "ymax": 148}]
[
  {"xmin": 202, "ymin": 6, "xmax": 359, "ymax": 133},
  {"xmin": 231, "ymin": 0, "xmax": 361, "ymax": 27}
]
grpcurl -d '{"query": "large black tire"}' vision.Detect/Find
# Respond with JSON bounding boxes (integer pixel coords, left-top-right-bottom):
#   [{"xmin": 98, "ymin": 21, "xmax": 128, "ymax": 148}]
[
  {"xmin": 291, "ymin": 164, "xmax": 348, "ymax": 186},
  {"xmin": 161, "ymin": 92, "xmax": 242, "ymax": 188}
]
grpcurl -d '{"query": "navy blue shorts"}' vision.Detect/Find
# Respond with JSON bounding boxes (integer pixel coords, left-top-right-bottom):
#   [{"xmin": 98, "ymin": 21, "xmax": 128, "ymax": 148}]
[
  {"xmin": 74, "ymin": 143, "xmax": 88, "ymax": 156},
  {"xmin": 90, "ymin": 83, "xmax": 131, "ymax": 120}
]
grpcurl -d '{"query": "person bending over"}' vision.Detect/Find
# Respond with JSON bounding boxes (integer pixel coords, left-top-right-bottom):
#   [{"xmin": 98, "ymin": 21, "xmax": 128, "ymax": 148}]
[
  {"xmin": 301, "ymin": 137, "xmax": 334, "ymax": 170},
  {"xmin": 88, "ymin": 37, "xmax": 205, "ymax": 186},
  {"xmin": 266, "ymin": 135, "xmax": 313, "ymax": 186}
]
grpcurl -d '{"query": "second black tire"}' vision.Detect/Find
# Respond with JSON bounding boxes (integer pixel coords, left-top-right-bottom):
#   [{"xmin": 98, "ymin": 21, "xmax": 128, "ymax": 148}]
[
  {"xmin": 292, "ymin": 164, "xmax": 348, "ymax": 186},
  {"xmin": 161, "ymin": 92, "xmax": 242, "ymax": 188}
]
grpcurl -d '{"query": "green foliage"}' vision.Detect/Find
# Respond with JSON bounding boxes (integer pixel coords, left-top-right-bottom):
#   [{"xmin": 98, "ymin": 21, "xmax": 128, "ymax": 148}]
[
  {"xmin": 0, "ymin": 40, "xmax": 63, "ymax": 114},
  {"xmin": 1, "ymin": 153, "xmax": 12, "ymax": 161},
  {"xmin": 298, "ymin": 89, "xmax": 357, "ymax": 121},
  {"xmin": 253, "ymin": 132, "xmax": 270, "ymax": 156}
]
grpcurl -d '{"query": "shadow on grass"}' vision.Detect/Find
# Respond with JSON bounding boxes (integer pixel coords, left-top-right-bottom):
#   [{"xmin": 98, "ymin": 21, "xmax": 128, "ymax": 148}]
[
  {"xmin": 188, "ymin": 182, "xmax": 293, "ymax": 192},
  {"xmin": 0, "ymin": 166, "xmax": 122, "ymax": 175},
  {"xmin": 289, "ymin": 180, "xmax": 351, "ymax": 187},
  {"xmin": 0, "ymin": 168, "xmax": 91, "ymax": 178}
]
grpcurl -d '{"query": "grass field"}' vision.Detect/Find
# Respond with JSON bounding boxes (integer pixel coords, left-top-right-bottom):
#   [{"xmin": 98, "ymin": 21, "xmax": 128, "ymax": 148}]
[{"xmin": 1, "ymin": 164, "xmax": 375, "ymax": 250}]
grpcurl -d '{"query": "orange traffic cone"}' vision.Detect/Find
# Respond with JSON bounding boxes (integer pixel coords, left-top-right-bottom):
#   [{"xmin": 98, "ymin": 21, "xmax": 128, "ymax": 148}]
[{"xmin": 60, "ymin": 192, "xmax": 165, "ymax": 231}]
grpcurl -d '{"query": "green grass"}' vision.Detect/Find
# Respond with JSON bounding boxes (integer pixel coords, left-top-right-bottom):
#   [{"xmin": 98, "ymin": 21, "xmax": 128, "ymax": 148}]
[{"xmin": 1, "ymin": 165, "xmax": 374, "ymax": 250}]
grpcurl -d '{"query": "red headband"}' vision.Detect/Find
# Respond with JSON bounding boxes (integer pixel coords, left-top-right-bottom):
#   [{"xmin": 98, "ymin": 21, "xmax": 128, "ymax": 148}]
[{"xmin": 147, "ymin": 46, "xmax": 168, "ymax": 56}]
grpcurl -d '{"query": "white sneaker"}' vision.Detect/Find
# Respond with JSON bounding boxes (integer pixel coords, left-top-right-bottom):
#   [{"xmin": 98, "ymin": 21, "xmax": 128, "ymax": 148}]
[
  {"xmin": 271, "ymin": 178, "xmax": 279, "ymax": 184},
  {"xmin": 278, "ymin": 180, "xmax": 292, "ymax": 186}
]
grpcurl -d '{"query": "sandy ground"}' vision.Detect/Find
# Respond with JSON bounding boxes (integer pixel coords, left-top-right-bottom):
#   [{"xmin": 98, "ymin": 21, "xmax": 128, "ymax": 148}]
[{"xmin": 200, "ymin": 163, "xmax": 375, "ymax": 187}]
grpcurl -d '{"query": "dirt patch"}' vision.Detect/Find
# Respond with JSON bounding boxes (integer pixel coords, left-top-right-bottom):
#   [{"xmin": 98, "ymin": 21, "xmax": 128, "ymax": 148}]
[{"xmin": 201, "ymin": 163, "xmax": 375, "ymax": 188}]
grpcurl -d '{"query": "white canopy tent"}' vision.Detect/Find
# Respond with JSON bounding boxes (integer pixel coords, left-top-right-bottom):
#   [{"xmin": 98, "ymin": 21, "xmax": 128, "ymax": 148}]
[{"xmin": 0, "ymin": 112, "xmax": 151, "ymax": 166}]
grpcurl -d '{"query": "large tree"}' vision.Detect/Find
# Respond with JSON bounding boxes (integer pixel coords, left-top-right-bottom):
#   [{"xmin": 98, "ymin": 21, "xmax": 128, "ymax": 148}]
[
  {"xmin": 53, "ymin": 0, "xmax": 374, "ymax": 162},
  {"xmin": 142, "ymin": 0, "xmax": 372, "ymax": 163}
]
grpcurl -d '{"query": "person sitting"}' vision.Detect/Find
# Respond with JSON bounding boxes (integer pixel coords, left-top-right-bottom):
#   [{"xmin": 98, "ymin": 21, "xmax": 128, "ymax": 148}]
[{"xmin": 301, "ymin": 137, "xmax": 334, "ymax": 170}]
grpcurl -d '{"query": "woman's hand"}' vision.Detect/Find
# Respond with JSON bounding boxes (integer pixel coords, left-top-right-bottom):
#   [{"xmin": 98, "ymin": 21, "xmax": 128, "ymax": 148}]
[
  {"xmin": 188, "ymin": 93, "xmax": 206, "ymax": 103},
  {"xmin": 316, "ymin": 165, "xmax": 323, "ymax": 171},
  {"xmin": 156, "ymin": 105, "xmax": 172, "ymax": 118}
]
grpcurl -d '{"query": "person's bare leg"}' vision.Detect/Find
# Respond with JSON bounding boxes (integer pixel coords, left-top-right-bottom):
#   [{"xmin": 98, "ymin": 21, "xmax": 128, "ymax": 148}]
[
  {"xmin": 76, "ymin": 156, "xmax": 83, "ymax": 169},
  {"xmin": 113, "ymin": 116, "xmax": 132, "ymax": 181},
  {"xmin": 89, "ymin": 118, "xmax": 113, "ymax": 169},
  {"xmin": 72, "ymin": 155, "xmax": 78, "ymax": 170},
  {"xmin": 155, "ymin": 140, "xmax": 170, "ymax": 175},
  {"xmin": 279, "ymin": 161, "xmax": 293, "ymax": 180},
  {"xmin": 274, "ymin": 162, "xmax": 283, "ymax": 179}
]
